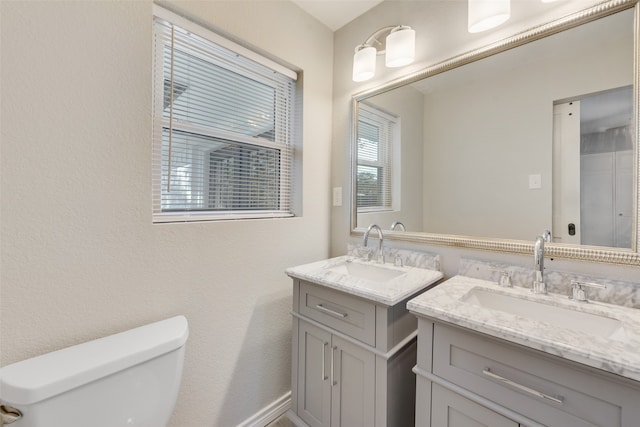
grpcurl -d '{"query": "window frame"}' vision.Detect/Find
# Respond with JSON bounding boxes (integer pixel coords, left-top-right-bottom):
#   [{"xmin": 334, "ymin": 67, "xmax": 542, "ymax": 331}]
[
  {"xmin": 356, "ymin": 103, "xmax": 398, "ymax": 213},
  {"xmin": 152, "ymin": 5, "xmax": 298, "ymax": 223}
]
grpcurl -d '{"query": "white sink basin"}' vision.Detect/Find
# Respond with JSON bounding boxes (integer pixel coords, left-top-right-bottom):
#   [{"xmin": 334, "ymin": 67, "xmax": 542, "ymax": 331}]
[
  {"xmin": 462, "ymin": 288, "xmax": 622, "ymax": 338},
  {"xmin": 287, "ymin": 255, "xmax": 443, "ymax": 306},
  {"xmin": 326, "ymin": 261, "xmax": 406, "ymax": 283}
]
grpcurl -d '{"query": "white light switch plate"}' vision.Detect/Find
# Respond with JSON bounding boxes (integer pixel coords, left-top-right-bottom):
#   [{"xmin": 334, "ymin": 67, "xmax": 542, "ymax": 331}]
[
  {"xmin": 529, "ymin": 174, "xmax": 542, "ymax": 189},
  {"xmin": 333, "ymin": 187, "xmax": 342, "ymax": 206}
]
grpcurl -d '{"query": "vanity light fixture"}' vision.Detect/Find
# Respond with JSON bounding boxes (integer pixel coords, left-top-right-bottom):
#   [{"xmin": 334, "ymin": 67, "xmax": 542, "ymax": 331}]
[
  {"xmin": 352, "ymin": 25, "xmax": 415, "ymax": 82},
  {"xmin": 468, "ymin": 0, "xmax": 511, "ymax": 33}
]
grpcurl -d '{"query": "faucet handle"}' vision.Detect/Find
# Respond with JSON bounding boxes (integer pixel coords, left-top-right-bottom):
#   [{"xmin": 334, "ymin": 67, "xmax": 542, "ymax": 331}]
[
  {"xmin": 488, "ymin": 267, "xmax": 512, "ymax": 287},
  {"xmin": 394, "ymin": 254, "xmax": 403, "ymax": 267},
  {"xmin": 390, "ymin": 221, "xmax": 406, "ymax": 231},
  {"xmin": 569, "ymin": 280, "xmax": 605, "ymax": 303}
]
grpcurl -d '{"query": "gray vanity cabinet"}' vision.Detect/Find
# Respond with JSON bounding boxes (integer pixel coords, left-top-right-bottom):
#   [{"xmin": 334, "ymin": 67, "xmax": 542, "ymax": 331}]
[
  {"xmin": 297, "ymin": 320, "xmax": 375, "ymax": 427},
  {"xmin": 413, "ymin": 318, "xmax": 640, "ymax": 427},
  {"xmin": 431, "ymin": 383, "xmax": 518, "ymax": 427},
  {"xmin": 329, "ymin": 335, "xmax": 376, "ymax": 427},
  {"xmin": 297, "ymin": 321, "xmax": 332, "ymax": 427},
  {"xmin": 291, "ymin": 278, "xmax": 420, "ymax": 427}
]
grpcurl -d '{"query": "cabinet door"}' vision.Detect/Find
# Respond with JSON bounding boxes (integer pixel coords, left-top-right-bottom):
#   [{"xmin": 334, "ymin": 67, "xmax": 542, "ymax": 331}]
[
  {"xmin": 431, "ymin": 384, "xmax": 518, "ymax": 427},
  {"xmin": 298, "ymin": 321, "xmax": 332, "ymax": 427},
  {"xmin": 330, "ymin": 335, "xmax": 375, "ymax": 427}
]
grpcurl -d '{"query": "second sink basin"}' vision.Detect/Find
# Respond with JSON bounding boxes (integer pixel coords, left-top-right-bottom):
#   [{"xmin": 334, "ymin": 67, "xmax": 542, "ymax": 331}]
[
  {"xmin": 462, "ymin": 288, "xmax": 622, "ymax": 338},
  {"xmin": 326, "ymin": 260, "xmax": 406, "ymax": 283}
]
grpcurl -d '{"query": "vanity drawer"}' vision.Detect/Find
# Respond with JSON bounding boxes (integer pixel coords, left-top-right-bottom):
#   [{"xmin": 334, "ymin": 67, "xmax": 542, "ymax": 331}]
[
  {"xmin": 299, "ymin": 281, "xmax": 376, "ymax": 346},
  {"xmin": 432, "ymin": 323, "xmax": 640, "ymax": 427}
]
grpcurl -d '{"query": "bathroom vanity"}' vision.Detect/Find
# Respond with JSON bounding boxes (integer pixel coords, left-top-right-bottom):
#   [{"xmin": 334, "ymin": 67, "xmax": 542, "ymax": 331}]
[
  {"xmin": 286, "ymin": 256, "xmax": 442, "ymax": 427},
  {"xmin": 408, "ymin": 276, "xmax": 640, "ymax": 427}
]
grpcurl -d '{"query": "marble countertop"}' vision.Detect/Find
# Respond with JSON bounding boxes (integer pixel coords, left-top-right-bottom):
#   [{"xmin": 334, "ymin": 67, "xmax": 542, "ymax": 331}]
[
  {"xmin": 286, "ymin": 256, "xmax": 443, "ymax": 306},
  {"xmin": 407, "ymin": 275, "xmax": 640, "ymax": 382}
]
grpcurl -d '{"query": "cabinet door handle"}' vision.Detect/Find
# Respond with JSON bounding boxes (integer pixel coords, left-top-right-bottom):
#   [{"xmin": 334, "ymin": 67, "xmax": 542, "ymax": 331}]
[
  {"xmin": 331, "ymin": 345, "xmax": 338, "ymax": 386},
  {"xmin": 482, "ymin": 368, "xmax": 564, "ymax": 404},
  {"xmin": 315, "ymin": 303, "xmax": 348, "ymax": 318},
  {"xmin": 322, "ymin": 342, "xmax": 329, "ymax": 381}
]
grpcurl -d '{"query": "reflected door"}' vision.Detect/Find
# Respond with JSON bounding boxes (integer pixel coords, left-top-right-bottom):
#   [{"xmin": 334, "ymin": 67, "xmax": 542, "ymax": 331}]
[
  {"xmin": 581, "ymin": 153, "xmax": 615, "ymax": 247},
  {"xmin": 581, "ymin": 150, "xmax": 633, "ymax": 248},
  {"xmin": 615, "ymin": 150, "xmax": 633, "ymax": 248},
  {"xmin": 552, "ymin": 101, "xmax": 581, "ymax": 244}
]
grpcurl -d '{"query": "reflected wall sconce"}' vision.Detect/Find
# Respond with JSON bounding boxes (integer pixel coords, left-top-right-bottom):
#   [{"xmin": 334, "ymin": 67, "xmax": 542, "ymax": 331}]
[
  {"xmin": 468, "ymin": 0, "xmax": 511, "ymax": 33},
  {"xmin": 352, "ymin": 25, "xmax": 415, "ymax": 82}
]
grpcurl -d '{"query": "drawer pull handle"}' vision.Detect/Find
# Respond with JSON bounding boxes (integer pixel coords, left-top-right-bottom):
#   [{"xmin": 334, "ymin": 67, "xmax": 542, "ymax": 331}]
[
  {"xmin": 315, "ymin": 304, "xmax": 348, "ymax": 318},
  {"xmin": 322, "ymin": 342, "xmax": 329, "ymax": 381},
  {"xmin": 332, "ymin": 345, "xmax": 338, "ymax": 386},
  {"xmin": 482, "ymin": 368, "xmax": 564, "ymax": 404}
]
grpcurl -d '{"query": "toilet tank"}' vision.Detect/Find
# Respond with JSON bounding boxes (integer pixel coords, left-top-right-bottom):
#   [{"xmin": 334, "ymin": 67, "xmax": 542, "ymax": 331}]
[{"xmin": 0, "ymin": 315, "xmax": 188, "ymax": 427}]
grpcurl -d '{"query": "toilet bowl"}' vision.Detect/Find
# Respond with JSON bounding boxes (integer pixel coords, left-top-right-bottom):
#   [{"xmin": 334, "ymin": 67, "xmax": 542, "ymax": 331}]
[{"xmin": 0, "ymin": 315, "xmax": 188, "ymax": 427}]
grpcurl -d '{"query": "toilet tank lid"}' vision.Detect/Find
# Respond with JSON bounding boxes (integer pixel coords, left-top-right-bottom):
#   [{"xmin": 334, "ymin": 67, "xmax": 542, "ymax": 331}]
[{"xmin": 0, "ymin": 315, "xmax": 189, "ymax": 405}]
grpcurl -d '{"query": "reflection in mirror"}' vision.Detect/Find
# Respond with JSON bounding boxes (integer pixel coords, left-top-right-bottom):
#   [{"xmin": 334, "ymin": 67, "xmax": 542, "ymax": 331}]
[
  {"xmin": 356, "ymin": 103, "xmax": 398, "ymax": 212},
  {"xmin": 553, "ymin": 86, "xmax": 634, "ymax": 248},
  {"xmin": 355, "ymin": 7, "xmax": 635, "ymax": 252}
]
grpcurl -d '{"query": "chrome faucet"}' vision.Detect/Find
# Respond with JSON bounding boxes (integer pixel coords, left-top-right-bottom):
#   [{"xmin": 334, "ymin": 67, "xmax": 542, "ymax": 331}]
[
  {"xmin": 569, "ymin": 280, "xmax": 606, "ymax": 303},
  {"xmin": 364, "ymin": 224, "xmax": 385, "ymax": 263},
  {"xmin": 532, "ymin": 230, "xmax": 551, "ymax": 294},
  {"xmin": 390, "ymin": 221, "xmax": 406, "ymax": 231}
]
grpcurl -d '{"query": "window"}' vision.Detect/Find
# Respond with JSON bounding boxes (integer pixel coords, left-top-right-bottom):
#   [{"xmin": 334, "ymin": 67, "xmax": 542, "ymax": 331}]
[
  {"xmin": 152, "ymin": 6, "xmax": 298, "ymax": 223},
  {"xmin": 356, "ymin": 103, "xmax": 397, "ymax": 212}
]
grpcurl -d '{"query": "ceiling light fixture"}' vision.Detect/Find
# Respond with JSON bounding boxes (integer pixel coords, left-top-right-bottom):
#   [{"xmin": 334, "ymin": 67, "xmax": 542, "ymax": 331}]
[
  {"xmin": 468, "ymin": 0, "xmax": 511, "ymax": 33},
  {"xmin": 352, "ymin": 25, "xmax": 415, "ymax": 82}
]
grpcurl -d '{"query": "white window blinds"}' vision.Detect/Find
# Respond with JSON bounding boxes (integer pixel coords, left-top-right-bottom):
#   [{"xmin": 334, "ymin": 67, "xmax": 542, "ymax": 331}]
[
  {"xmin": 152, "ymin": 6, "xmax": 298, "ymax": 223},
  {"xmin": 357, "ymin": 104, "xmax": 396, "ymax": 211}
]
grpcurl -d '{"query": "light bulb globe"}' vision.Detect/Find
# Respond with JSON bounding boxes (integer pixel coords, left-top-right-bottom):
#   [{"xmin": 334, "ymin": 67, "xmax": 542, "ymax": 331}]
[
  {"xmin": 385, "ymin": 27, "xmax": 415, "ymax": 68},
  {"xmin": 352, "ymin": 45, "xmax": 377, "ymax": 82},
  {"xmin": 468, "ymin": 0, "xmax": 511, "ymax": 33}
]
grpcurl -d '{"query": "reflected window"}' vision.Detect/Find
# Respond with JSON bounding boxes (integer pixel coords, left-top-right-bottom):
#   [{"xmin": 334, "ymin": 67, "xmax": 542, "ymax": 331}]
[{"xmin": 357, "ymin": 104, "xmax": 397, "ymax": 212}]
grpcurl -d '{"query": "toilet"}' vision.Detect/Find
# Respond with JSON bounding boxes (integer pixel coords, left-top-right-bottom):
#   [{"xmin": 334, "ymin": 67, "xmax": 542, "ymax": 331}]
[{"xmin": 0, "ymin": 315, "xmax": 188, "ymax": 427}]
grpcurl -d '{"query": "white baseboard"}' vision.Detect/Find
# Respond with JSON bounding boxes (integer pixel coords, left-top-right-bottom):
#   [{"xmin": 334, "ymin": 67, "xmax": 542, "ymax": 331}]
[
  {"xmin": 237, "ymin": 391, "xmax": 292, "ymax": 427},
  {"xmin": 284, "ymin": 410, "xmax": 307, "ymax": 427}
]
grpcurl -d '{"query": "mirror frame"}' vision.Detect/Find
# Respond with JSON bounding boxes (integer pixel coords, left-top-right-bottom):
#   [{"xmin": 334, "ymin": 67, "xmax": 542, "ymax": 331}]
[{"xmin": 351, "ymin": 0, "xmax": 640, "ymax": 266}]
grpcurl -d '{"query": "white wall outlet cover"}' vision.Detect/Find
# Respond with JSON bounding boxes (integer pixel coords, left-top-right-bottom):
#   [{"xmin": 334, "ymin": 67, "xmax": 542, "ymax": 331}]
[
  {"xmin": 333, "ymin": 187, "xmax": 343, "ymax": 206},
  {"xmin": 529, "ymin": 174, "xmax": 542, "ymax": 189}
]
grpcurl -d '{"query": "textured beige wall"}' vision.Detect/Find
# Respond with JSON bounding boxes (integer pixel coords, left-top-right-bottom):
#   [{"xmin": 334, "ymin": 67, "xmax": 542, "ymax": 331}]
[
  {"xmin": 331, "ymin": 0, "xmax": 640, "ymax": 282},
  {"xmin": 0, "ymin": 1, "xmax": 332, "ymax": 425}
]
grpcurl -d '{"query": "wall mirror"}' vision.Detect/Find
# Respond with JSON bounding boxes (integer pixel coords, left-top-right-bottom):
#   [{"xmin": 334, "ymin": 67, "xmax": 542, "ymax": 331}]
[{"xmin": 352, "ymin": 0, "xmax": 639, "ymax": 265}]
